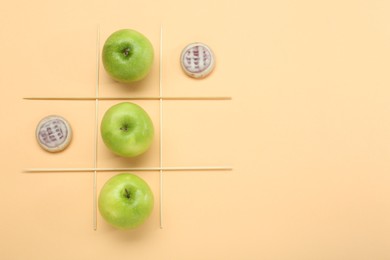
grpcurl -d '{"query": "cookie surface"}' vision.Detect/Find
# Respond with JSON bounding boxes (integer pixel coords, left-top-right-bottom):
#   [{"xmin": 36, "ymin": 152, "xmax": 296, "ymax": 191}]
[
  {"xmin": 36, "ymin": 115, "xmax": 72, "ymax": 152},
  {"xmin": 180, "ymin": 42, "xmax": 215, "ymax": 78}
]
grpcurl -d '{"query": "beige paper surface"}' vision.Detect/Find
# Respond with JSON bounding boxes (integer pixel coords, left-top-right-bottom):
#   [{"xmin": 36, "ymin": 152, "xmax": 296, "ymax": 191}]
[{"xmin": 1, "ymin": 0, "xmax": 390, "ymax": 259}]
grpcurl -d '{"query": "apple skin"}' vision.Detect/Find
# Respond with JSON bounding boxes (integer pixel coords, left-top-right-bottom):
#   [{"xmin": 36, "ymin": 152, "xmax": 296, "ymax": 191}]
[
  {"xmin": 102, "ymin": 29, "xmax": 154, "ymax": 83},
  {"xmin": 98, "ymin": 173, "xmax": 154, "ymax": 229},
  {"xmin": 101, "ymin": 102, "xmax": 154, "ymax": 157}
]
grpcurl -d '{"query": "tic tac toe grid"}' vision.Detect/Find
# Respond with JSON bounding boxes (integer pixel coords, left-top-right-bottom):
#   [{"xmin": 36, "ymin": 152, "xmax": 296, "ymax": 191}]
[{"xmin": 24, "ymin": 26, "xmax": 232, "ymax": 230}]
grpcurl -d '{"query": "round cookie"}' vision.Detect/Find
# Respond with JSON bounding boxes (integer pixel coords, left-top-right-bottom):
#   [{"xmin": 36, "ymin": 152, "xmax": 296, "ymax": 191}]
[
  {"xmin": 36, "ymin": 115, "xmax": 72, "ymax": 152},
  {"xmin": 180, "ymin": 42, "xmax": 215, "ymax": 78}
]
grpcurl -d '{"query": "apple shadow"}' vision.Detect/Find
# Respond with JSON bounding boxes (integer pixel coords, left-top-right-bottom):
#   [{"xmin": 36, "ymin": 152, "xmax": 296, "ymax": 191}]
[
  {"xmin": 100, "ymin": 65, "xmax": 159, "ymax": 97},
  {"xmin": 99, "ymin": 146, "xmax": 157, "ymax": 170},
  {"xmin": 99, "ymin": 215, "xmax": 160, "ymax": 242},
  {"xmin": 125, "ymin": 73, "xmax": 154, "ymax": 88},
  {"xmin": 111, "ymin": 79, "xmax": 149, "ymax": 94}
]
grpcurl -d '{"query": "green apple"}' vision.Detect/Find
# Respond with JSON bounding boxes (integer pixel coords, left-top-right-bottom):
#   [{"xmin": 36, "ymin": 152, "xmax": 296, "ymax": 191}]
[
  {"xmin": 98, "ymin": 173, "xmax": 154, "ymax": 229},
  {"xmin": 102, "ymin": 29, "xmax": 154, "ymax": 83},
  {"xmin": 100, "ymin": 102, "xmax": 154, "ymax": 157}
]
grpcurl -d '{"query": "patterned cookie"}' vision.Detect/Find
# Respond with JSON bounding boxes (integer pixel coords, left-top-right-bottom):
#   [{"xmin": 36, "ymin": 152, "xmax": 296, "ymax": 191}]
[
  {"xmin": 36, "ymin": 115, "xmax": 72, "ymax": 152},
  {"xmin": 180, "ymin": 42, "xmax": 215, "ymax": 78}
]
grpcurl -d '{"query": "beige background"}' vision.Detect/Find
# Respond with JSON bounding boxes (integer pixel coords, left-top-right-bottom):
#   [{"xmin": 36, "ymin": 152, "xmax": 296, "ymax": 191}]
[{"xmin": 1, "ymin": 0, "xmax": 390, "ymax": 259}]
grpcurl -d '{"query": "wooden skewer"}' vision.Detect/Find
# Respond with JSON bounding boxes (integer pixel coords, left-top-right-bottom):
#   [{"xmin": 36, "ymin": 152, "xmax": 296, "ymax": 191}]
[
  {"xmin": 93, "ymin": 25, "xmax": 100, "ymax": 231},
  {"xmin": 23, "ymin": 166, "xmax": 233, "ymax": 173},
  {"xmin": 159, "ymin": 25, "xmax": 164, "ymax": 229},
  {"xmin": 23, "ymin": 96, "xmax": 232, "ymax": 101}
]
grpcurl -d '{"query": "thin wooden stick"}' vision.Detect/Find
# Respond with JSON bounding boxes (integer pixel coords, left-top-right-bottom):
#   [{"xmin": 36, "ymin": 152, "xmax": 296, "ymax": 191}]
[
  {"xmin": 23, "ymin": 96, "xmax": 232, "ymax": 101},
  {"xmin": 159, "ymin": 25, "xmax": 164, "ymax": 229},
  {"xmin": 93, "ymin": 25, "xmax": 100, "ymax": 231},
  {"xmin": 23, "ymin": 166, "xmax": 233, "ymax": 173}
]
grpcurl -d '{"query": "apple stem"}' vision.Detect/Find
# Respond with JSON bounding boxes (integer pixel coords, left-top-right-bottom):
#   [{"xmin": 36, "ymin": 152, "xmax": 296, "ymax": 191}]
[
  {"xmin": 120, "ymin": 124, "xmax": 129, "ymax": 131},
  {"xmin": 123, "ymin": 48, "xmax": 131, "ymax": 57},
  {"xmin": 125, "ymin": 188, "xmax": 131, "ymax": 199}
]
